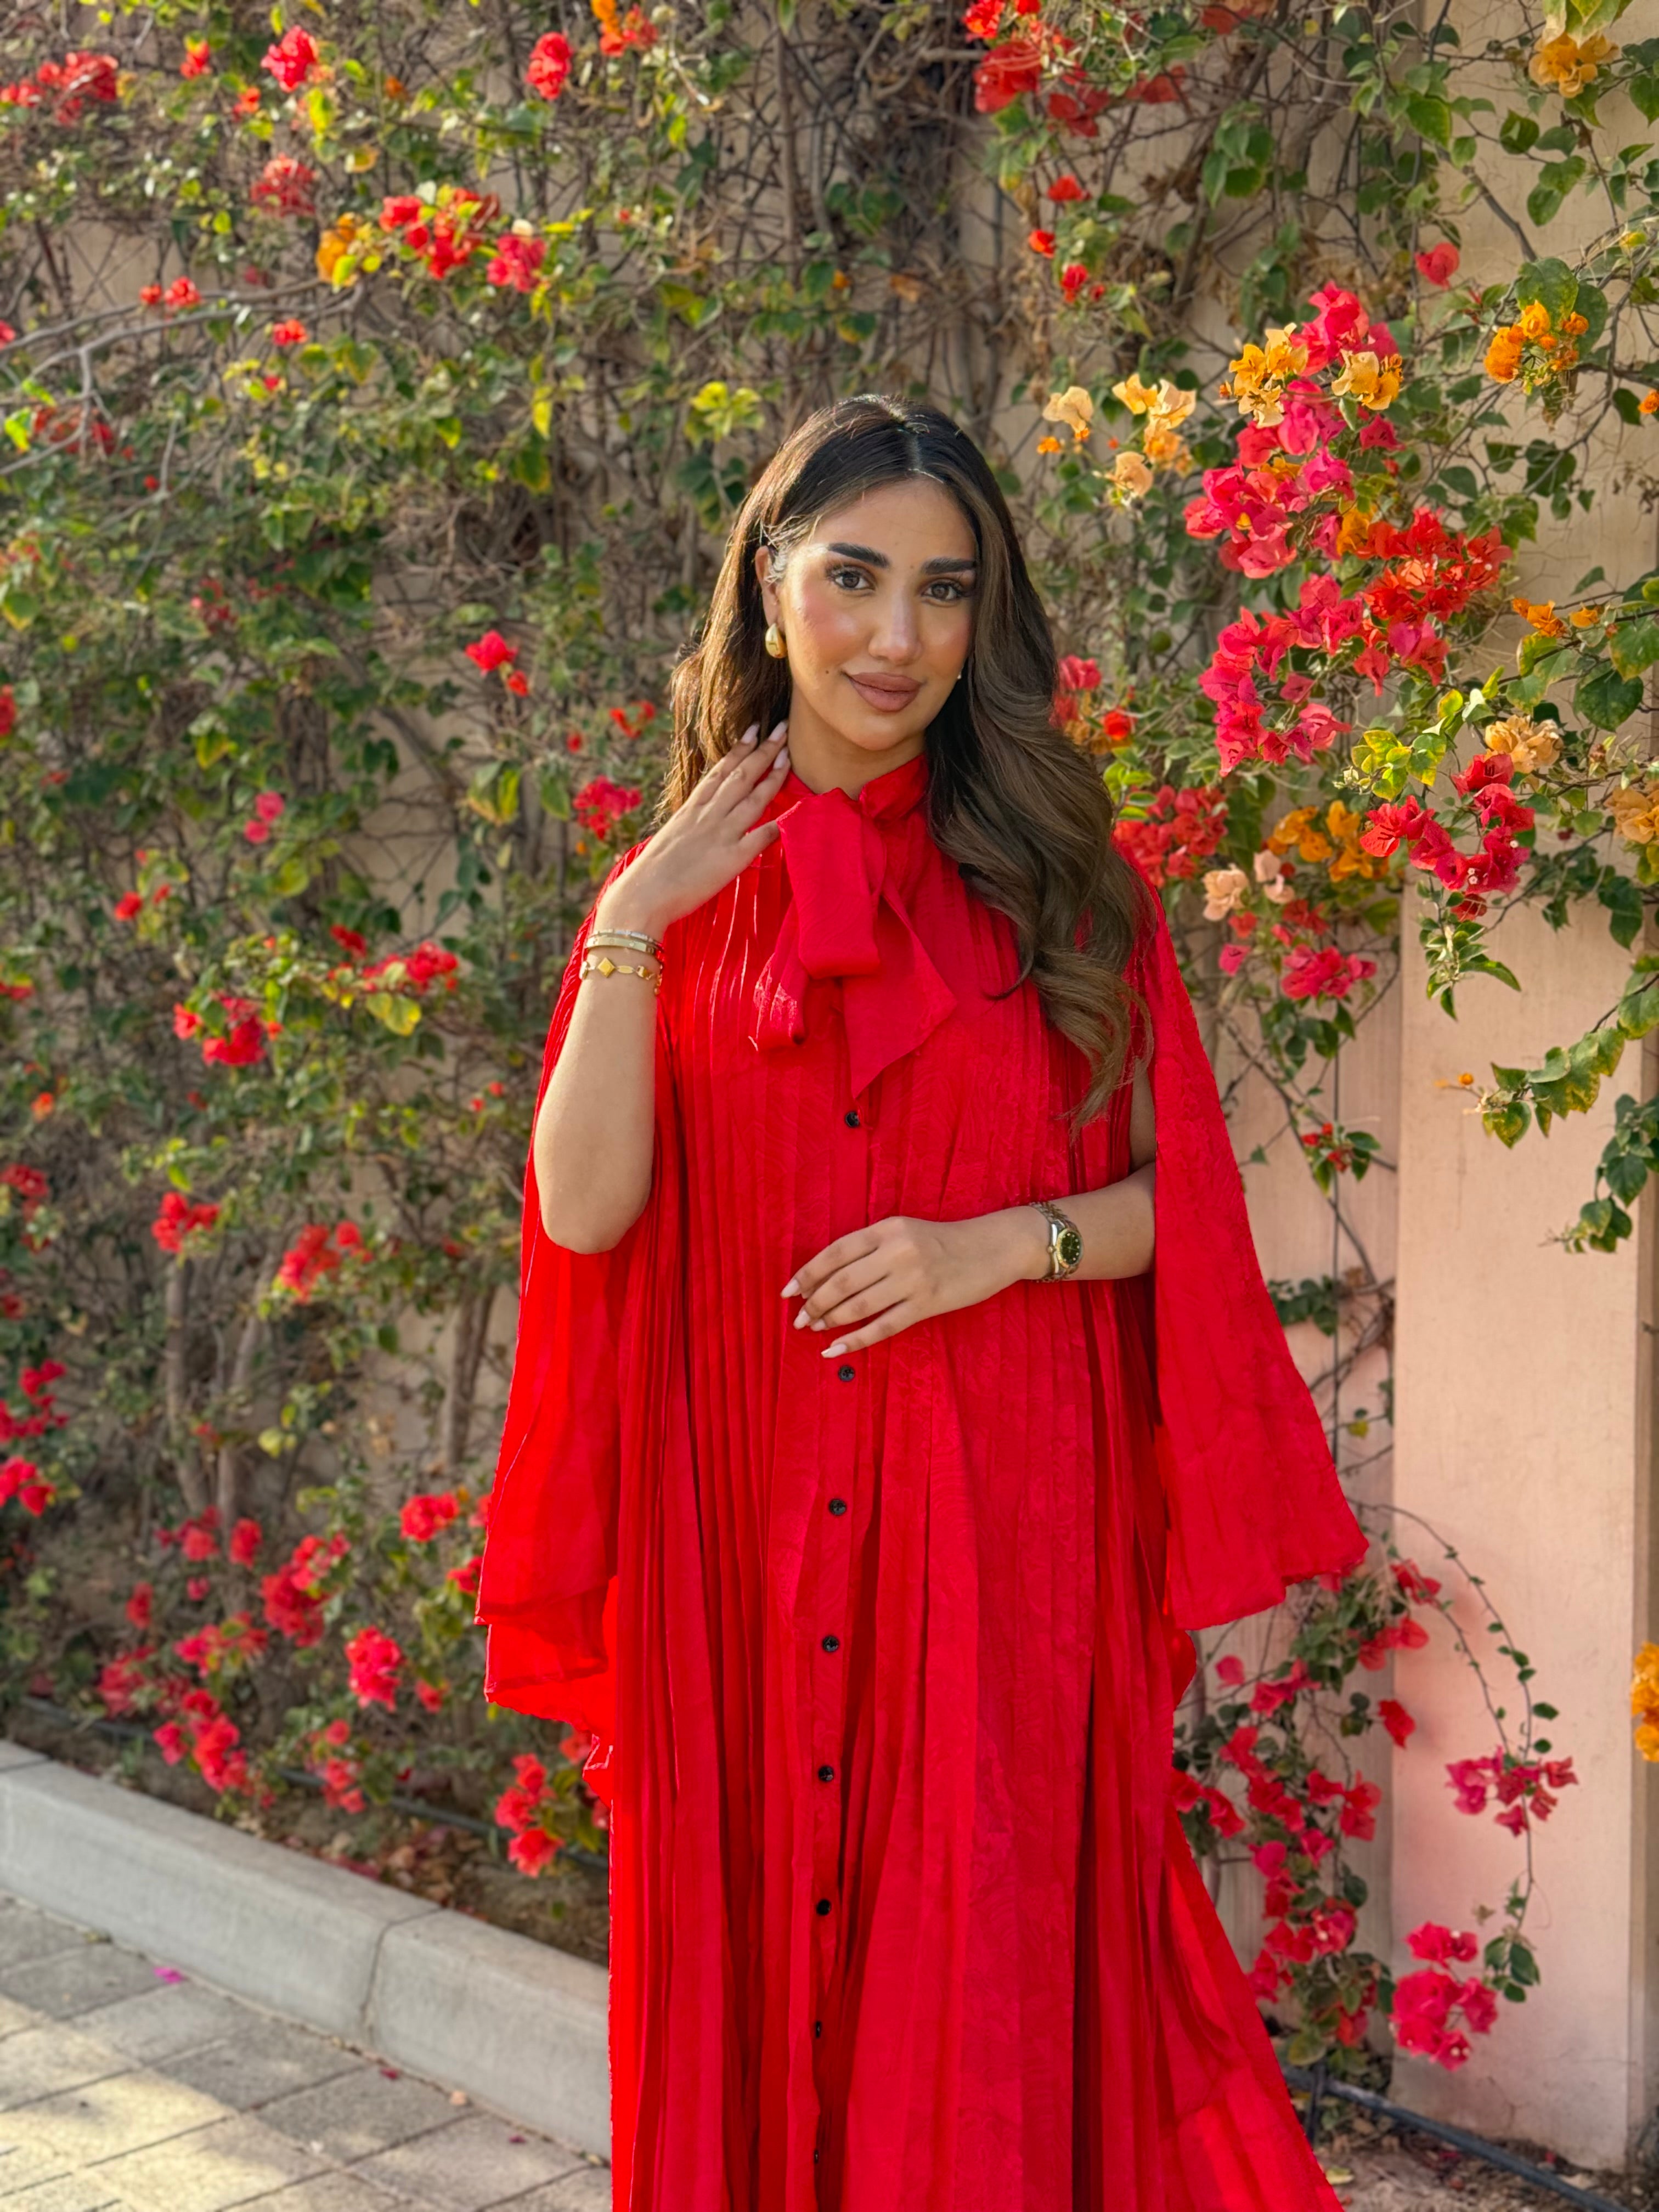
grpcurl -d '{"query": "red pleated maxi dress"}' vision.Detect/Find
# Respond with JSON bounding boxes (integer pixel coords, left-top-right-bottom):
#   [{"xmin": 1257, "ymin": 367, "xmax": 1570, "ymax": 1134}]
[{"xmin": 475, "ymin": 749, "xmax": 1367, "ymax": 2211}]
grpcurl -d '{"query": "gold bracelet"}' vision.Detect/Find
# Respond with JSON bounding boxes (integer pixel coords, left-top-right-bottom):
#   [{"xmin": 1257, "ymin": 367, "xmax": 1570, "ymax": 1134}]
[
  {"xmin": 579, "ymin": 951, "xmax": 662, "ymax": 994},
  {"xmin": 588, "ymin": 927, "xmax": 663, "ymax": 960}
]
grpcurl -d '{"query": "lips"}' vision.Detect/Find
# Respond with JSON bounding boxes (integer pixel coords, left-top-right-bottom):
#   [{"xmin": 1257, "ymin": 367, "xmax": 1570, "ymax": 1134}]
[{"xmin": 847, "ymin": 673, "xmax": 922, "ymax": 713}]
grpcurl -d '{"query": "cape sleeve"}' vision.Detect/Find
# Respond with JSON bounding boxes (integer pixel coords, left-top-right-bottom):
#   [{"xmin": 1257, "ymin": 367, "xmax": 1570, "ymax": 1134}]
[
  {"xmin": 1130, "ymin": 896, "xmax": 1368, "ymax": 1628},
  {"xmin": 471, "ymin": 855, "xmax": 647, "ymax": 1741}
]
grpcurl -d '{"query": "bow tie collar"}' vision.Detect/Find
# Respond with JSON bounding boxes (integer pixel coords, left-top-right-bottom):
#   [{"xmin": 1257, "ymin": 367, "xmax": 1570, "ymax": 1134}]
[{"xmin": 747, "ymin": 755, "xmax": 957, "ymax": 1097}]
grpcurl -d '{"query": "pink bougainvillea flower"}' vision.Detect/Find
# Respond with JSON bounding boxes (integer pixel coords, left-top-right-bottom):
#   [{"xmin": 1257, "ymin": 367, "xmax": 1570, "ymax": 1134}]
[
  {"xmin": 486, "ymin": 233, "xmax": 546, "ymax": 294},
  {"xmin": 250, "ymin": 155, "xmax": 317, "ymax": 219},
  {"xmin": 1407, "ymin": 1921, "xmax": 1480, "ymax": 1965},
  {"xmin": 345, "ymin": 1624, "xmax": 403, "ymax": 1709},
  {"xmin": 526, "ymin": 32, "xmax": 573, "ymax": 100},
  {"xmin": 261, "ymin": 26, "xmax": 320, "ymax": 91},
  {"xmin": 252, "ymin": 790, "xmax": 285, "ymax": 822},
  {"xmin": 1056, "ymin": 655, "xmax": 1100, "ymax": 693}
]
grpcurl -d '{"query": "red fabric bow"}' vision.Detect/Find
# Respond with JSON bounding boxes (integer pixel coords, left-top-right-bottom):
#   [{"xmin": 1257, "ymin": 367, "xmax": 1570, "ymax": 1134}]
[{"xmin": 748, "ymin": 777, "xmax": 958, "ymax": 1097}]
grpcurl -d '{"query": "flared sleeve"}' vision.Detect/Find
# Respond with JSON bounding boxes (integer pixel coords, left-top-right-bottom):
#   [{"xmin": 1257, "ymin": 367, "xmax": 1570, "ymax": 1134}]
[
  {"xmin": 472, "ymin": 857, "xmax": 647, "ymax": 1739},
  {"xmin": 1130, "ymin": 898, "xmax": 1367, "ymax": 1628}
]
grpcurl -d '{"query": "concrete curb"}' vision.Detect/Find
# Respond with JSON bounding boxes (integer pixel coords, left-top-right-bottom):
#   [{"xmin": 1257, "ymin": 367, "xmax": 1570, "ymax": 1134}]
[{"xmin": 0, "ymin": 1737, "xmax": 610, "ymax": 2156}]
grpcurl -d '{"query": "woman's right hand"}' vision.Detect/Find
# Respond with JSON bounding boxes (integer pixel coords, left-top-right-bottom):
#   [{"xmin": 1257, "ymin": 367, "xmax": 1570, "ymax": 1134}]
[{"xmin": 594, "ymin": 721, "xmax": 791, "ymax": 938}]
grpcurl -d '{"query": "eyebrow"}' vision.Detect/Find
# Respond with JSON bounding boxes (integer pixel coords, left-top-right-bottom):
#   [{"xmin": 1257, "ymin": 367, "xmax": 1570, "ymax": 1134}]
[{"xmin": 823, "ymin": 540, "xmax": 979, "ymax": 576}]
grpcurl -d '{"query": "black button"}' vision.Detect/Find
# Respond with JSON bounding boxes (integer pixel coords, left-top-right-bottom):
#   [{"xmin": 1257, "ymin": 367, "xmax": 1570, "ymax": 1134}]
[
  {"xmin": 821, "ymin": 1633, "xmax": 840, "ymax": 1652},
  {"xmin": 836, "ymin": 1363, "xmax": 855, "ymax": 1382},
  {"xmin": 817, "ymin": 1763, "xmax": 836, "ymax": 1782},
  {"xmin": 828, "ymin": 1497, "xmax": 848, "ymax": 1516},
  {"xmin": 815, "ymin": 1897, "xmax": 832, "ymax": 1916},
  {"xmin": 814, "ymin": 2020, "xmax": 822, "ymax": 2038},
  {"xmin": 844, "ymin": 1109, "xmax": 860, "ymax": 1127}
]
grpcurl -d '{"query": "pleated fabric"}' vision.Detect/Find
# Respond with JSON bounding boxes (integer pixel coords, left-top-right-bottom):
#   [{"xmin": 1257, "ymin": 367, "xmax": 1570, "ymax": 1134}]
[{"xmin": 477, "ymin": 748, "xmax": 1362, "ymax": 2211}]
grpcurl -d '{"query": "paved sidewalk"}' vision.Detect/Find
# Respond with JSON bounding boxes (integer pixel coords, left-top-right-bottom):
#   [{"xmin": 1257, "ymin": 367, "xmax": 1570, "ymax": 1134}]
[{"xmin": 0, "ymin": 1892, "xmax": 610, "ymax": 2212}]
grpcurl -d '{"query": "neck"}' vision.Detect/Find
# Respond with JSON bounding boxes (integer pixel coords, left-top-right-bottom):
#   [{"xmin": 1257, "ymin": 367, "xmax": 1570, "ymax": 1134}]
[{"xmin": 778, "ymin": 698, "xmax": 926, "ymax": 798}]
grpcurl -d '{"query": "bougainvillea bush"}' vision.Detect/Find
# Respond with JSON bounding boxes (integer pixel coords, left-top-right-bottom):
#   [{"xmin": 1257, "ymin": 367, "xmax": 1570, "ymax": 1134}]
[{"xmin": 0, "ymin": 0, "xmax": 1650, "ymax": 2074}]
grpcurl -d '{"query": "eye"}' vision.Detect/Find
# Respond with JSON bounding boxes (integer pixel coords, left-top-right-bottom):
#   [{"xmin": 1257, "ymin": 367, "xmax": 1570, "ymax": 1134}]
[
  {"xmin": 827, "ymin": 564, "xmax": 873, "ymax": 592},
  {"xmin": 923, "ymin": 577, "xmax": 973, "ymax": 603}
]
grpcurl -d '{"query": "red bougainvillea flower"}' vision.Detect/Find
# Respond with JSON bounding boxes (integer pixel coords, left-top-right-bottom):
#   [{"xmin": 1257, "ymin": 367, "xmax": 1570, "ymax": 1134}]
[
  {"xmin": 1280, "ymin": 944, "xmax": 1377, "ymax": 1004},
  {"xmin": 33, "ymin": 52, "xmax": 120, "ymax": 121},
  {"xmin": 228, "ymin": 1516, "xmax": 263, "ymax": 1566},
  {"xmin": 1026, "ymin": 228, "xmax": 1056, "ymax": 257},
  {"xmin": 270, "ymin": 319, "xmax": 308, "ymax": 347},
  {"xmin": 97, "ymin": 1646, "xmax": 153, "ymax": 1714},
  {"xmin": 486, "ymin": 233, "xmax": 546, "ymax": 294},
  {"xmin": 1391, "ymin": 1968, "xmax": 1477, "ymax": 2068},
  {"xmin": 1408, "ymin": 1921, "xmax": 1479, "ymax": 1965},
  {"xmin": 113, "ymin": 891, "xmax": 143, "ymax": 922},
  {"xmin": 250, "ymin": 155, "xmax": 317, "ymax": 219},
  {"xmin": 360, "ymin": 941, "xmax": 459, "ymax": 994},
  {"xmin": 974, "ymin": 38, "xmax": 1042, "ymax": 113},
  {"xmin": 1112, "ymin": 784, "xmax": 1227, "ymax": 887},
  {"xmin": 610, "ymin": 699, "xmax": 657, "ymax": 738},
  {"xmin": 963, "ymin": 0, "xmax": 1004, "ymax": 37},
  {"xmin": 346, "ymin": 1624, "xmax": 404, "ymax": 1709},
  {"xmin": 594, "ymin": 0, "xmax": 657, "ymax": 55},
  {"xmin": 253, "ymin": 790, "xmax": 285, "ymax": 822},
  {"xmin": 495, "ymin": 1752, "xmax": 563, "ymax": 1874},
  {"xmin": 1415, "ymin": 242, "xmax": 1460, "ymax": 288},
  {"xmin": 465, "ymin": 628, "xmax": 519, "ymax": 673},
  {"xmin": 151, "ymin": 1190, "xmax": 220, "ymax": 1254},
  {"xmin": 163, "ymin": 275, "xmax": 201, "ymax": 311},
  {"xmin": 380, "ymin": 185, "xmax": 499, "ymax": 279},
  {"xmin": 180, "ymin": 39, "xmax": 212, "ymax": 79},
  {"xmin": 1101, "ymin": 708, "xmax": 1134, "ymax": 743},
  {"xmin": 447, "ymin": 1553, "xmax": 483, "ymax": 1596},
  {"xmin": 1059, "ymin": 262, "xmax": 1089, "ymax": 304},
  {"xmin": 415, "ymin": 1678, "xmax": 448, "ymax": 1713},
  {"xmin": 526, "ymin": 32, "xmax": 573, "ymax": 100},
  {"xmin": 126, "ymin": 1582, "xmax": 154, "ymax": 1631},
  {"xmin": 1047, "ymin": 173, "xmax": 1085, "ymax": 202},
  {"xmin": 261, "ymin": 1531, "xmax": 349, "ymax": 1645},
  {"xmin": 1379, "ymin": 1696, "xmax": 1416, "ymax": 1746},
  {"xmin": 400, "ymin": 1491, "xmax": 460, "ymax": 1543},
  {"xmin": 276, "ymin": 1221, "xmax": 364, "ymax": 1302},
  {"xmin": 330, "ymin": 924, "xmax": 367, "ymax": 956},
  {"xmin": 573, "ymin": 776, "xmax": 642, "ymax": 840},
  {"xmin": 200, "ymin": 996, "xmax": 270, "ymax": 1069},
  {"xmin": 0, "ymin": 1455, "xmax": 55, "ymax": 1513},
  {"xmin": 1056, "ymin": 655, "xmax": 1100, "ymax": 694},
  {"xmin": 1393, "ymin": 1558, "xmax": 1443, "ymax": 1603},
  {"xmin": 172, "ymin": 1003, "xmax": 202, "ymax": 1040},
  {"xmin": 261, "ymin": 26, "xmax": 320, "ymax": 91}
]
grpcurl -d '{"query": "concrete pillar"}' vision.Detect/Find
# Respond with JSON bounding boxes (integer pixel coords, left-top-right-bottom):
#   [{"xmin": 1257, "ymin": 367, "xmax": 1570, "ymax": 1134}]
[{"xmin": 1391, "ymin": 901, "xmax": 1659, "ymax": 2166}]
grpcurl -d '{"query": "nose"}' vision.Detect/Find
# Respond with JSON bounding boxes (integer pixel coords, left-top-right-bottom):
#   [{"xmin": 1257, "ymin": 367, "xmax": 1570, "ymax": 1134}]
[{"xmin": 865, "ymin": 587, "xmax": 921, "ymax": 665}]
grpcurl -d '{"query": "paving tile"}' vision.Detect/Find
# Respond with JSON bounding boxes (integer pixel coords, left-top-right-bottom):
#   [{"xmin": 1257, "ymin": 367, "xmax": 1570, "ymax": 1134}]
[
  {"xmin": 492, "ymin": 2168, "xmax": 611, "ymax": 2212},
  {"xmin": 0, "ymin": 2067, "xmax": 227, "ymax": 2163},
  {"xmin": 0, "ymin": 2020, "xmax": 127, "ymax": 2110},
  {"xmin": 350, "ymin": 2113, "xmax": 585, "ymax": 2210},
  {"xmin": 0, "ymin": 1993, "xmax": 40, "ymax": 2036},
  {"xmin": 76, "ymin": 1982, "xmax": 254, "ymax": 2066},
  {"xmin": 0, "ymin": 1943, "xmax": 161, "ymax": 2021},
  {"xmin": 163, "ymin": 2016, "xmax": 363, "ymax": 2111},
  {"xmin": 0, "ymin": 2174, "xmax": 128, "ymax": 2212},
  {"xmin": 94, "ymin": 2112, "xmax": 330, "ymax": 2212},
  {"xmin": 256, "ymin": 2070, "xmax": 462, "ymax": 2164},
  {"xmin": 0, "ymin": 1906, "xmax": 84, "ymax": 1972},
  {"xmin": 237, "ymin": 2175, "xmax": 419, "ymax": 2212},
  {"xmin": 0, "ymin": 2134, "xmax": 73, "ymax": 2198}
]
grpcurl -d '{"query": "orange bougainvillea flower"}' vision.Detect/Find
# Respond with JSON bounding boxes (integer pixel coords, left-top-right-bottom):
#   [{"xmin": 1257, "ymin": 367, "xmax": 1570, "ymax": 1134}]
[
  {"xmin": 1528, "ymin": 28, "xmax": 1616, "ymax": 99},
  {"xmin": 1483, "ymin": 324, "xmax": 1523, "ymax": 382},
  {"xmin": 1511, "ymin": 595, "xmax": 1567, "ymax": 640}
]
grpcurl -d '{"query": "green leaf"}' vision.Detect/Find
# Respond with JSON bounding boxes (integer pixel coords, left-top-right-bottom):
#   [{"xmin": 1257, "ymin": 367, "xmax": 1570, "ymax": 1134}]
[
  {"xmin": 1610, "ymin": 616, "xmax": 1659, "ymax": 679},
  {"xmin": 1499, "ymin": 110, "xmax": 1539, "ymax": 154},
  {"xmin": 1527, "ymin": 160, "xmax": 1587, "ymax": 230},
  {"xmin": 1515, "ymin": 257, "xmax": 1579, "ymax": 323},
  {"xmin": 1403, "ymin": 92, "xmax": 1453, "ymax": 145},
  {"xmin": 1576, "ymin": 661, "xmax": 1645, "ymax": 729}
]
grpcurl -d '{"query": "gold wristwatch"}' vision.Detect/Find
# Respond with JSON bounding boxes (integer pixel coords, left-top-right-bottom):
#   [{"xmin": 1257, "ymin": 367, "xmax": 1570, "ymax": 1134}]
[{"xmin": 1031, "ymin": 1199, "xmax": 1084, "ymax": 1282}]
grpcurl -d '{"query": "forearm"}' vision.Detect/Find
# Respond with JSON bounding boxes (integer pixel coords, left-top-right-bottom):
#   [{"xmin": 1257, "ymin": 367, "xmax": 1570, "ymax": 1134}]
[
  {"xmin": 981, "ymin": 1164, "xmax": 1156, "ymax": 1288},
  {"xmin": 534, "ymin": 884, "xmax": 665, "ymax": 1251}
]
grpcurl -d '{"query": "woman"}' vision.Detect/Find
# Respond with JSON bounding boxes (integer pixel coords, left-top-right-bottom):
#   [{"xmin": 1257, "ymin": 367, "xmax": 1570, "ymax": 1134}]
[{"xmin": 475, "ymin": 394, "xmax": 1365, "ymax": 2211}]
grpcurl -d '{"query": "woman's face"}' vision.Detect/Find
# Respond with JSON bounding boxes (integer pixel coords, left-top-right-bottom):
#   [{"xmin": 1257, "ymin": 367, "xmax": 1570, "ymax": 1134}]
[{"xmin": 754, "ymin": 477, "xmax": 978, "ymax": 786}]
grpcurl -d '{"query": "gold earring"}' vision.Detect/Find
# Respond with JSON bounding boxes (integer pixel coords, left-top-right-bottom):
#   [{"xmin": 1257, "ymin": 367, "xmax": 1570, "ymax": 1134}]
[{"xmin": 764, "ymin": 620, "xmax": 787, "ymax": 659}]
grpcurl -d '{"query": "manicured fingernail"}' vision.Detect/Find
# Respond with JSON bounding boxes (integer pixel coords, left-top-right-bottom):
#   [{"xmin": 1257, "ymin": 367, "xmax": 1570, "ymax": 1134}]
[
  {"xmin": 793, "ymin": 1310, "xmax": 809, "ymax": 1329},
  {"xmin": 781, "ymin": 1277, "xmax": 798, "ymax": 1296},
  {"xmin": 768, "ymin": 720, "xmax": 788, "ymax": 742},
  {"xmin": 741, "ymin": 721, "xmax": 759, "ymax": 745},
  {"xmin": 822, "ymin": 1341, "xmax": 847, "ymax": 1359}
]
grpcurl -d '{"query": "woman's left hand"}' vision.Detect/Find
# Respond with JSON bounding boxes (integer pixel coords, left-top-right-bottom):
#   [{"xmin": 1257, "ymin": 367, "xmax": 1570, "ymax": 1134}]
[{"xmin": 782, "ymin": 1211, "xmax": 1042, "ymax": 1358}]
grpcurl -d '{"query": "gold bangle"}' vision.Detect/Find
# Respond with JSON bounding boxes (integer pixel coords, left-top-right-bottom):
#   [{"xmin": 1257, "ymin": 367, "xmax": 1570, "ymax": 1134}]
[
  {"xmin": 579, "ymin": 952, "xmax": 662, "ymax": 994},
  {"xmin": 588, "ymin": 927, "xmax": 663, "ymax": 960}
]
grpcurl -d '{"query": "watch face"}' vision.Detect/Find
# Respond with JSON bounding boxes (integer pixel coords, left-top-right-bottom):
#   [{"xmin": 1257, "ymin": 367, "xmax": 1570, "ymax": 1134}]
[{"xmin": 1056, "ymin": 1224, "xmax": 1084, "ymax": 1271}]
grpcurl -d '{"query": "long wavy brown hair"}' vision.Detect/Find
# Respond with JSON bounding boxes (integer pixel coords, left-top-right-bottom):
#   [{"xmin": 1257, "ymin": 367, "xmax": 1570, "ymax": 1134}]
[{"xmin": 666, "ymin": 394, "xmax": 1150, "ymax": 1122}]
